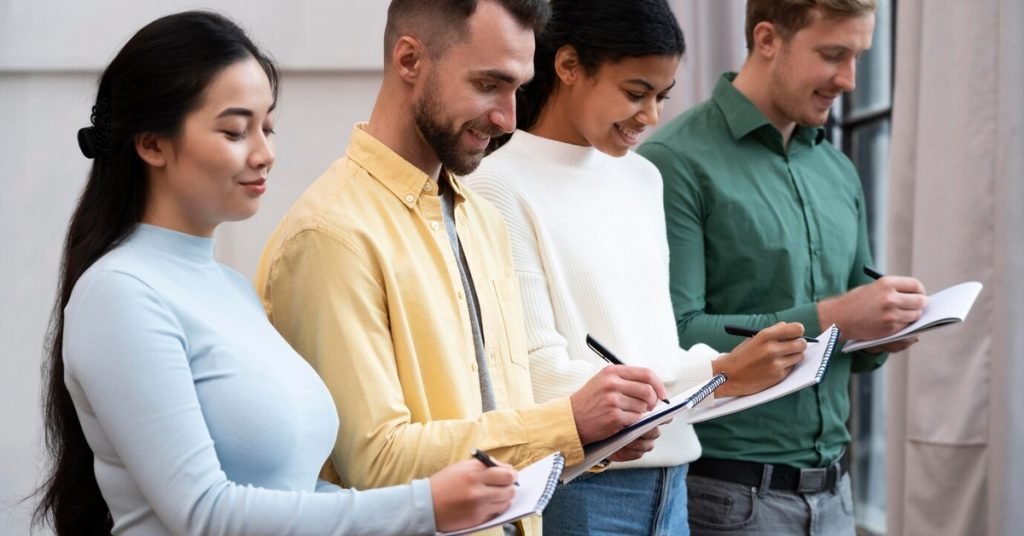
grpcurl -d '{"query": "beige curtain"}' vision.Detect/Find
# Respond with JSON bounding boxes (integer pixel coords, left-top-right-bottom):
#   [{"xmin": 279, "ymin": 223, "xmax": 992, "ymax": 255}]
[
  {"xmin": 664, "ymin": 0, "xmax": 747, "ymax": 120},
  {"xmin": 885, "ymin": 0, "xmax": 1024, "ymax": 534}
]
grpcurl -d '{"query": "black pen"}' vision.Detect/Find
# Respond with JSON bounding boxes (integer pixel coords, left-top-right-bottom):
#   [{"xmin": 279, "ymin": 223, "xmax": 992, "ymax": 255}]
[
  {"xmin": 723, "ymin": 325, "xmax": 819, "ymax": 343},
  {"xmin": 472, "ymin": 449, "xmax": 518, "ymax": 486},
  {"xmin": 863, "ymin": 265, "xmax": 884, "ymax": 280},
  {"xmin": 585, "ymin": 335, "xmax": 671, "ymax": 405}
]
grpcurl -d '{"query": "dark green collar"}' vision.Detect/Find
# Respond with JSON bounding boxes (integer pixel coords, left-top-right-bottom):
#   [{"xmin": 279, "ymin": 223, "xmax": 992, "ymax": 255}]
[{"xmin": 712, "ymin": 72, "xmax": 825, "ymax": 151}]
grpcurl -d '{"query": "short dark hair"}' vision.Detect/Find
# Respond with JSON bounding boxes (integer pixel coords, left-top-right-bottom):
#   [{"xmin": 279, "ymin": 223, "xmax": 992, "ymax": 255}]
[
  {"xmin": 384, "ymin": 0, "xmax": 550, "ymax": 60},
  {"xmin": 745, "ymin": 0, "xmax": 878, "ymax": 51},
  {"xmin": 507, "ymin": 0, "xmax": 685, "ymax": 140},
  {"xmin": 34, "ymin": 11, "xmax": 277, "ymax": 535}
]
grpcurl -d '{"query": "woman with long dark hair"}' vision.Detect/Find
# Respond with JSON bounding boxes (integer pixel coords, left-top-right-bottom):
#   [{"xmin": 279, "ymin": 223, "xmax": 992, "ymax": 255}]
[
  {"xmin": 34, "ymin": 11, "xmax": 516, "ymax": 535},
  {"xmin": 464, "ymin": 0, "xmax": 808, "ymax": 533}
]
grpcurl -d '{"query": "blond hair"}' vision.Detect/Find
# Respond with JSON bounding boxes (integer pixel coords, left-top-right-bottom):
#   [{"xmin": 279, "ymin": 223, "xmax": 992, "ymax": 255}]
[{"xmin": 744, "ymin": 0, "xmax": 878, "ymax": 50}]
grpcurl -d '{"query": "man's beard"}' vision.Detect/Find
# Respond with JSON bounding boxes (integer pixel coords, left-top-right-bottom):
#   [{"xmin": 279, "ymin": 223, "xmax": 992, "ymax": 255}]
[{"xmin": 414, "ymin": 77, "xmax": 502, "ymax": 176}]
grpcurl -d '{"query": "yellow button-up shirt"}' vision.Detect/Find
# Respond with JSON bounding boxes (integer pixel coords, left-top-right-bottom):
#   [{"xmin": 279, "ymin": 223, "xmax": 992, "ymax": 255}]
[{"xmin": 256, "ymin": 125, "xmax": 583, "ymax": 534}]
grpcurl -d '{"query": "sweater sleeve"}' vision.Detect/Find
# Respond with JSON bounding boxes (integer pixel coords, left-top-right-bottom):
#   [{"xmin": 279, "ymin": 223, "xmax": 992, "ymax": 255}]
[{"xmin": 63, "ymin": 271, "xmax": 436, "ymax": 536}]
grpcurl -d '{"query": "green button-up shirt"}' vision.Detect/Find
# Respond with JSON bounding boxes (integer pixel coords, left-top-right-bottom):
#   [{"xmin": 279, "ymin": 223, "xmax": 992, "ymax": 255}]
[{"xmin": 638, "ymin": 73, "xmax": 885, "ymax": 468}]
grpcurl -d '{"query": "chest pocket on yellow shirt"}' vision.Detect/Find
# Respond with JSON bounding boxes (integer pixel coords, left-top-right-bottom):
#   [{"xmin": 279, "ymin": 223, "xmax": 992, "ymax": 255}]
[{"xmin": 491, "ymin": 277, "xmax": 531, "ymax": 369}]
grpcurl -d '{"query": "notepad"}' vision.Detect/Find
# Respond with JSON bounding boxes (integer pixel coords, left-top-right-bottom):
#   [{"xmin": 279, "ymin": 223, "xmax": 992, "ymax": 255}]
[
  {"xmin": 687, "ymin": 325, "xmax": 840, "ymax": 424},
  {"xmin": 842, "ymin": 281, "xmax": 983, "ymax": 353},
  {"xmin": 560, "ymin": 373, "xmax": 727, "ymax": 483},
  {"xmin": 438, "ymin": 451, "xmax": 565, "ymax": 536}
]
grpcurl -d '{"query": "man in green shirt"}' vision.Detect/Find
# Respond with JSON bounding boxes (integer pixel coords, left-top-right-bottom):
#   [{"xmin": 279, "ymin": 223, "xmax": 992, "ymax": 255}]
[{"xmin": 638, "ymin": 0, "xmax": 928, "ymax": 533}]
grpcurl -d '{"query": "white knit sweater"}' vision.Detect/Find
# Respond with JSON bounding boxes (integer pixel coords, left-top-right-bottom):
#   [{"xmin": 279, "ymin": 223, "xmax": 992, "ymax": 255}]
[{"xmin": 464, "ymin": 130, "xmax": 720, "ymax": 470}]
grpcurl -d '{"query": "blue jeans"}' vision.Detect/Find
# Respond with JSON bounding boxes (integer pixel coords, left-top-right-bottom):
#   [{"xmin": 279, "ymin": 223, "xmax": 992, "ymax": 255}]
[
  {"xmin": 687, "ymin": 472, "xmax": 855, "ymax": 535},
  {"xmin": 541, "ymin": 465, "xmax": 690, "ymax": 536}
]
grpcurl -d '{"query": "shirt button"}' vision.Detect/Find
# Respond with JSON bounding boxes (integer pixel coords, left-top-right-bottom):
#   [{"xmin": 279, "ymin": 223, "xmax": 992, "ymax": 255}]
[
  {"xmin": 430, "ymin": 221, "xmax": 440, "ymax": 231},
  {"xmin": 405, "ymin": 194, "xmax": 415, "ymax": 203},
  {"xmin": 470, "ymin": 362, "xmax": 478, "ymax": 372},
  {"xmin": 423, "ymin": 182, "xmax": 433, "ymax": 192},
  {"xmin": 457, "ymin": 290, "xmax": 465, "ymax": 300}
]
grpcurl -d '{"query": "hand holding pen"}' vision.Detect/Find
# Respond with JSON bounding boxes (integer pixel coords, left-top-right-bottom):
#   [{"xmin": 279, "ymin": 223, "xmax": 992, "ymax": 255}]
[
  {"xmin": 569, "ymin": 339, "xmax": 669, "ymax": 446},
  {"xmin": 472, "ymin": 449, "xmax": 518, "ymax": 486},
  {"xmin": 709, "ymin": 322, "xmax": 808, "ymax": 397},
  {"xmin": 817, "ymin": 265, "xmax": 928, "ymax": 341},
  {"xmin": 428, "ymin": 455, "xmax": 518, "ymax": 532},
  {"xmin": 856, "ymin": 266, "xmax": 923, "ymax": 353},
  {"xmin": 585, "ymin": 335, "xmax": 671, "ymax": 405}
]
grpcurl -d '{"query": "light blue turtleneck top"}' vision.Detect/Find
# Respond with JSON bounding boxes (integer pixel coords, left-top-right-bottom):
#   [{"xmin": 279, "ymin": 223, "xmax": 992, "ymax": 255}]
[{"xmin": 63, "ymin": 224, "xmax": 435, "ymax": 535}]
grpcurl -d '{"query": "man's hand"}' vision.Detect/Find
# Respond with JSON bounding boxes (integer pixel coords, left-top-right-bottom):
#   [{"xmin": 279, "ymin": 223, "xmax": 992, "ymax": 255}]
[
  {"xmin": 570, "ymin": 365, "xmax": 667, "ymax": 445},
  {"xmin": 818, "ymin": 276, "xmax": 928, "ymax": 340},
  {"xmin": 712, "ymin": 322, "xmax": 808, "ymax": 397}
]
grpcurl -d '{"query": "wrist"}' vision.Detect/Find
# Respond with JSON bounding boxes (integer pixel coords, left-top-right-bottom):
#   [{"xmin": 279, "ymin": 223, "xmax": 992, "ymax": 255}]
[
  {"xmin": 568, "ymin": 393, "xmax": 590, "ymax": 444},
  {"xmin": 711, "ymin": 358, "xmax": 736, "ymax": 397},
  {"xmin": 816, "ymin": 298, "xmax": 838, "ymax": 332}
]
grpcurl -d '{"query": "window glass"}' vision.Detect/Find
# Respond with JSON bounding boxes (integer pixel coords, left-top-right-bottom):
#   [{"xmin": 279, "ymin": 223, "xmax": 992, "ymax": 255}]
[
  {"xmin": 846, "ymin": 2, "xmax": 893, "ymax": 118},
  {"xmin": 841, "ymin": 1, "xmax": 893, "ymax": 534}
]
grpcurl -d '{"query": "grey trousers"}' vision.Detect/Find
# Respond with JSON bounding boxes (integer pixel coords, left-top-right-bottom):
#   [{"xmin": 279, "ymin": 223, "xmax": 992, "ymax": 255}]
[{"xmin": 686, "ymin": 471, "xmax": 856, "ymax": 535}]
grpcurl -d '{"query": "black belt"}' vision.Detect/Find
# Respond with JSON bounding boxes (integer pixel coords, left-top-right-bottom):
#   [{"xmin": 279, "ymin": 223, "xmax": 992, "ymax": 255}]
[{"xmin": 689, "ymin": 455, "xmax": 848, "ymax": 494}]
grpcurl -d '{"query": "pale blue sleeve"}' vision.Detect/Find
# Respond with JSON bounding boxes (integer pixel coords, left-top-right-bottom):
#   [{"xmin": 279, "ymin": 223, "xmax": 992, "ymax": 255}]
[{"xmin": 64, "ymin": 271, "xmax": 436, "ymax": 536}]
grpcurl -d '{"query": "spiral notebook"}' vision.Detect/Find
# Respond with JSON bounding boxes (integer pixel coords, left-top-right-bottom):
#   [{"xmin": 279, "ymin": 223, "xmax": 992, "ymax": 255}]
[
  {"xmin": 560, "ymin": 373, "xmax": 727, "ymax": 483},
  {"xmin": 438, "ymin": 451, "xmax": 565, "ymax": 536},
  {"xmin": 687, "ymin": 325, "xmax": 841, "ymax": 424}
]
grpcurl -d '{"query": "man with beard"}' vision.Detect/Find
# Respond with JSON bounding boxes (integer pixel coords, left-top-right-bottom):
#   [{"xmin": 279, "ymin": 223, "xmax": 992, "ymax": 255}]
[
  {"xmin": 257, "ymin": 3, "xmax": 669, "ymax": 534},
  {"xmin": 638, "ymin": 0, "xmax": 928, "ymax": 533}
]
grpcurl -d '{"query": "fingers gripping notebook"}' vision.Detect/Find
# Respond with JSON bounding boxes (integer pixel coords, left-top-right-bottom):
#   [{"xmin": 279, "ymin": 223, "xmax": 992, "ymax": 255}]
[
  {"xmin": 686, "ymin": 325, "xmax": 841, "ymax": 424},
  {"xmin": 560, "ymin": 373, "xmax": 727, "ymax": 483}
]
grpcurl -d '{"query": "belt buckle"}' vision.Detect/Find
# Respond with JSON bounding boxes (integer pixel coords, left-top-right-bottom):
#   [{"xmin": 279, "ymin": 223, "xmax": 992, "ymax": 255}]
[{"xmin": 797, "ymin": 467, "xmax": 827, "ymax": 493}]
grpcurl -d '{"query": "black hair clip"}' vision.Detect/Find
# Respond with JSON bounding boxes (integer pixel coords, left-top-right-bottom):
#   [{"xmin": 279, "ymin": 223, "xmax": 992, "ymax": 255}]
[
  {"xmin": 78, "ymin": 98, "xmax": 112, "ymax": 159},
  {"xmin": 77, "ymin": 127, "xmax": 100, "ymax": 159}
]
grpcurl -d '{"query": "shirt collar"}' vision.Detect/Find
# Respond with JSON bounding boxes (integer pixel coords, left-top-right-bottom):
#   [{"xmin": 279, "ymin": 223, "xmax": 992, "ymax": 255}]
[
  {"xmin": 345, "ymin": 122, "xmax": 464, "ymax": 207},
  {"xmin": 712, "ymin": 72, "xmax": 825, "ymax": 148}
]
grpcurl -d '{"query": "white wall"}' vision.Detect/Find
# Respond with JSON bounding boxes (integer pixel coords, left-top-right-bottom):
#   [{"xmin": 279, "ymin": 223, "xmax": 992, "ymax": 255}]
[{"xmin": 0, "ymin": 1, "xmax": 387, "ymax": 71}]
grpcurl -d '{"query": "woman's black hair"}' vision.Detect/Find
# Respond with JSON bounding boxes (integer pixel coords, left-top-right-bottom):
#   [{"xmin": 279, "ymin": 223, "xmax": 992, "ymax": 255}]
[
  {"xmin": 33, "ymin": 11, "xmax": 278, "ymax": 534},
  {"xmin": 491, "ymin": 0, "xmax": 685, "ymax": 151}
]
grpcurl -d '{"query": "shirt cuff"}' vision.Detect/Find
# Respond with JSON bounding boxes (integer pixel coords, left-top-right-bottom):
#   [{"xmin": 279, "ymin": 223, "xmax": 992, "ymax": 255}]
[
  {"xmin": 524, "ymin": 397, "xmax": 585, "ymax": 466},
  {"xmin": 784, "ymin": 302, "xmax": 825, "ymax": 337},
  {"xmin": 850, "ymin": 350, "xmax": 888, "ymax": 372},
  {"xmin": 411, "ymin": 478, "xmax": 437, "ymax": 534}
]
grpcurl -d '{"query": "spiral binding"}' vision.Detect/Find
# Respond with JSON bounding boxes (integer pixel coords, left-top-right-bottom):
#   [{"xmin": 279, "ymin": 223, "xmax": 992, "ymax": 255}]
[
  {"xmin": 687, "ymin": 373, "xmax": 728, "ymax": 407},
  {"xmin": 815, "ymin": 326, "xmax": 842, "ymax": 381},
  {"xmin": 536, "ymin": 453, "xmax": 566, "ymax": 512}
]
